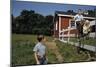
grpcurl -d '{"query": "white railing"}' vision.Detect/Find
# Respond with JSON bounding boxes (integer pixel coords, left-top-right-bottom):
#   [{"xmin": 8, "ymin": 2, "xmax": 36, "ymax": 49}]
[{"xmin": 59, "ymin": 26, "xmax": 74, "ymax": 43}]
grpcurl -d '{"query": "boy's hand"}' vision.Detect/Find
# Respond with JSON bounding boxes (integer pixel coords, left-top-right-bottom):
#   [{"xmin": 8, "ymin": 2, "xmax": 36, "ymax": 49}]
[
  {"xmin": 37, "ymin": 61, "xmax": 40, "ymax": 64},
  {"xmin": 46, "ymin": 57, "xmax": 48, "ymax": 62}
]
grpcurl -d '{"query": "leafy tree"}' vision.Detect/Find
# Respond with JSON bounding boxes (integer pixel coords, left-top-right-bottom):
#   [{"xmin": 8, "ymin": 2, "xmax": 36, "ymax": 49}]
[{"xmin": 12, "ymin": 10, "xmax": 54, "ymax": 36}]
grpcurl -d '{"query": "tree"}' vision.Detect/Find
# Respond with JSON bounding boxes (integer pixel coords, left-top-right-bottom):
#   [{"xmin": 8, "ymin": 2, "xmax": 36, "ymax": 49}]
[
  {"xmin": 87, "ymin": 9, "xmax": 96, "ymax": 17},
  {"xmin": 12, "ymin": 10, "xmax": 54, "ymax": 36},
  {"xmin": 67, "ymin": 10, "xmax": 76, "ymax": 15}
]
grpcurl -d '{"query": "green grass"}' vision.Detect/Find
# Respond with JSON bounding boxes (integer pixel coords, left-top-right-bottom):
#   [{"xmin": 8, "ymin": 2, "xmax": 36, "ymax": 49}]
[
  {"xmin": 69, "ymin": 37, "xmax": 96, "ymax": 46},
  {"xmin": 12, "ymin": 34, "xmax": 37, "ymax": 44},
  {"xmin": 12, "ymin": 34, "xmax": 96, "ymax": 66},
  {"xmin": 47, "ymin": 49, "xmax": 58, "ymax": 64},
  {"xmin": 12, "ymin": 34, "xmax": 57, "ymax": 66},
  {"xmin": 12, "ymin": 46, "xmax": 36, "ymax": 65},
  {"xmin": 56, "ymin": 40, "xmax": 95, "ymax": 63}
]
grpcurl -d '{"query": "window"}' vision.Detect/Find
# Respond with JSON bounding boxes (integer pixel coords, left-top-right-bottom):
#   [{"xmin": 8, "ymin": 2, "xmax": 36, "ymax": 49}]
[{"xmin": 70, "ymin": 20, "xmax": 76, "ymax": 28}]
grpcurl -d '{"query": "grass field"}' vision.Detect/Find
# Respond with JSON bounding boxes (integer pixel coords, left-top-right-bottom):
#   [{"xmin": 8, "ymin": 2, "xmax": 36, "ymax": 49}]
[
  {"xmin": 12, "ymin": 34, "xmax": 57, "ymax": 66},
  {"xmin": 12, "ymin": 34, "xmax": 96, "ymax": 66},
  {"xmin": 69, "ymin": 37, "xmax": 96, "ymax": 46},
  {"xmin": 56, "ymin": 41, "xmax": 95, "ymax": 62}
]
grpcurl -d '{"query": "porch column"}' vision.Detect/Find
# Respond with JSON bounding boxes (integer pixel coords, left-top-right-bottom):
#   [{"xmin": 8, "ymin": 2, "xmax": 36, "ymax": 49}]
[{"xmin": 59, "ymin": 16, "xmax": 61, "ymax": 39}]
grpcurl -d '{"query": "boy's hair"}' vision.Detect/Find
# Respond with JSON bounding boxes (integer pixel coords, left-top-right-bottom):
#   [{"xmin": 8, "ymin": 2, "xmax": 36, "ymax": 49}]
[
  {"xmin": 78, "ymin": 9, "xmax": 82, "ymax": 14},
  {"xmin": 37, "ymin": 35, "xmax": 44, "ymax": 42}
]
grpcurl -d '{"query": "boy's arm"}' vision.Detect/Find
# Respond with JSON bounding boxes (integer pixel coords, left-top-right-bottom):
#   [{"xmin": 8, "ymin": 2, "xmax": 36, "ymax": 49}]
[
  {"xmin": 45, "ymin": 48, "xmax": 48, "ymax": 62},
  {"xmin": 34, "ymin": 52, "xmax": 40, "ymax": 64},
  {"xmin": 73, "ymin": 15, "xmax": 77, "ymax": 20}
]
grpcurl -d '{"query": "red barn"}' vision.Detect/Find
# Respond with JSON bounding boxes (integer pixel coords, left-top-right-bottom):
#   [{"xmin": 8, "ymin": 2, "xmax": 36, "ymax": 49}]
[{"xmin": 54, "ymin": 11, "xmax": 96, "ymax": 38}]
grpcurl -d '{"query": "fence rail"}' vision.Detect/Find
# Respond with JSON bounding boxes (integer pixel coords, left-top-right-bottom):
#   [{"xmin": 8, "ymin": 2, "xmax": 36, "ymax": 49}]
[{"xmin": 59, "ymin": 40, "xmax": 96, "ymax": 52}]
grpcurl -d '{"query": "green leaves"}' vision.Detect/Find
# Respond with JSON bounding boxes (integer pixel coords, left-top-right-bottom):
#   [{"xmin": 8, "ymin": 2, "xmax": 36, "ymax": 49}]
[{"xmin": 12, "ymin": 10, "xmax": 54, "ymax": 35}]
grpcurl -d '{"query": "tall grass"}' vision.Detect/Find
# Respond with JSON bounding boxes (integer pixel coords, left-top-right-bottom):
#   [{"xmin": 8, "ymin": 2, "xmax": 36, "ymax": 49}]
[
  {"xmin": 56, "ymin": 40, "xmax": 95, "ymax": 63},
  {"xmin": 12, "ymin": 34, "xmax": 57, "ymax": 66}
]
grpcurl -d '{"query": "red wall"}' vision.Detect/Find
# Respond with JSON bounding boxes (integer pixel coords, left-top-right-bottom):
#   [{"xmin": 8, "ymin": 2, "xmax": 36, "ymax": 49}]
[
  {"xmin": 61, "ymin": 16, "xmax": 69, "ymax": 30},
  {"xmin": 54, "ymin": 16, "xmax": 78, "ymax": 38}
]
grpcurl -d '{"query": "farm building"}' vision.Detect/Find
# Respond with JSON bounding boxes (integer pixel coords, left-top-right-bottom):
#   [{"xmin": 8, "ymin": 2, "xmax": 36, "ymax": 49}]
[{"xmin": 53, "ymin": 11, "xmax": 96, "ymax": 38}]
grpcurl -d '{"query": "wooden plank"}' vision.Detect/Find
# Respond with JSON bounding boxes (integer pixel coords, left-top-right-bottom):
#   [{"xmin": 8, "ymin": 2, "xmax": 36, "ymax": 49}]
[
  {"xmin": 60, "ymin": 28, "xmax": 75, "ymax": 32},
  {"xmin": 59, "ymin": 40, "xmax": 96, "ymax": 52}
]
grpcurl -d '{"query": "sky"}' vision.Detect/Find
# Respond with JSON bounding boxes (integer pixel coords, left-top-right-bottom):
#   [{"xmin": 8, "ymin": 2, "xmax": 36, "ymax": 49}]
[{"xmin": 12, "ymin": 0, "xmax": 96, "ymax": 17}]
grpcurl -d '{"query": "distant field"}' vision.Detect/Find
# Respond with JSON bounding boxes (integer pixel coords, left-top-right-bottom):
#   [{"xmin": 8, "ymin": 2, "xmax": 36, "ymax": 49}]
[{"xmin": 12, "ymin": 34, "xmax": 96, "ymax": 66}]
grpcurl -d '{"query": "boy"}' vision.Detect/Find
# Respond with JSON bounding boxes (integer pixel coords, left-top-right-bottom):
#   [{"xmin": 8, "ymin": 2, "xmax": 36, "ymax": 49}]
[
  {"xmin": 33, "ymin": 35, "xmax": 48, "ymax": 65},
  {"xmin": 74, "ymin": 9, "xmax": 84, "ymax": 53},
  {"xmin": 74, "ymin": 9, "xmax": 84, "ymax": 37}
]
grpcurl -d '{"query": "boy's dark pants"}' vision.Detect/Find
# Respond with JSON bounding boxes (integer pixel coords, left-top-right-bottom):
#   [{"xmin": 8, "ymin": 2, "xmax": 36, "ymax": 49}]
[
  {"xmin": 76, "ymin": 21, "xmax": 83, "ymax": 54},
  {"xmin": 76, "ymin": 21, "xmax": 83, "ymax": 38},
  {"xmin": 38, "ymin": 56, "xmax": 47, "ymax": 65}
]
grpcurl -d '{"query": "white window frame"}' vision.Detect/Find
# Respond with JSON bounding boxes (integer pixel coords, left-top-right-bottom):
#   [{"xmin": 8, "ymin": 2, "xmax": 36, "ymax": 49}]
[
  {"xmin": 55, "ymin": 21, "xmax": 58, "ymax": 30},
  {"xmin": 69, "ymin": 19, "xmax": 76, "ymax": 29}
]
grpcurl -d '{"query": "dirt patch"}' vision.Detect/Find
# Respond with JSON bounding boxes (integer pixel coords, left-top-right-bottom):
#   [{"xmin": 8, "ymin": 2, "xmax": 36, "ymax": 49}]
[{"xmin": 45, "ymin": 41, "xmax": 64, "ymax": 63}]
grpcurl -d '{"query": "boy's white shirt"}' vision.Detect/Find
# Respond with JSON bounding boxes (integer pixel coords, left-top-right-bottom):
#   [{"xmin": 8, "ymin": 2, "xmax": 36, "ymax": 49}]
[
  {"xmin": 74, "ymin": 14, "xmax": 83, "ymax": 22},
  {"xmin": 33, "ymin": 42, "xmax": 46, "ymax": 58}
]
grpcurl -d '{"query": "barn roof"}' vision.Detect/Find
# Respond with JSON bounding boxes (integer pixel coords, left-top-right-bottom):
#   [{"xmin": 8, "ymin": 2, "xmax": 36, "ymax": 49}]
[
  {"xmin": 55, "ymin": 11, "xmax": 96, "ymax": 20},
  {"xmin": 55, "ymin": 11, "xmax": 76, "ymax": 15}
]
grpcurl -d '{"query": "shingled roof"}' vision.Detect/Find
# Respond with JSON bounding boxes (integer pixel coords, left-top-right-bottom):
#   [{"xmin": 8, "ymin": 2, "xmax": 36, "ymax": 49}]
[{"xmin": 55, "ymin": 11, "xmax": 95, "ymax": 18}]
